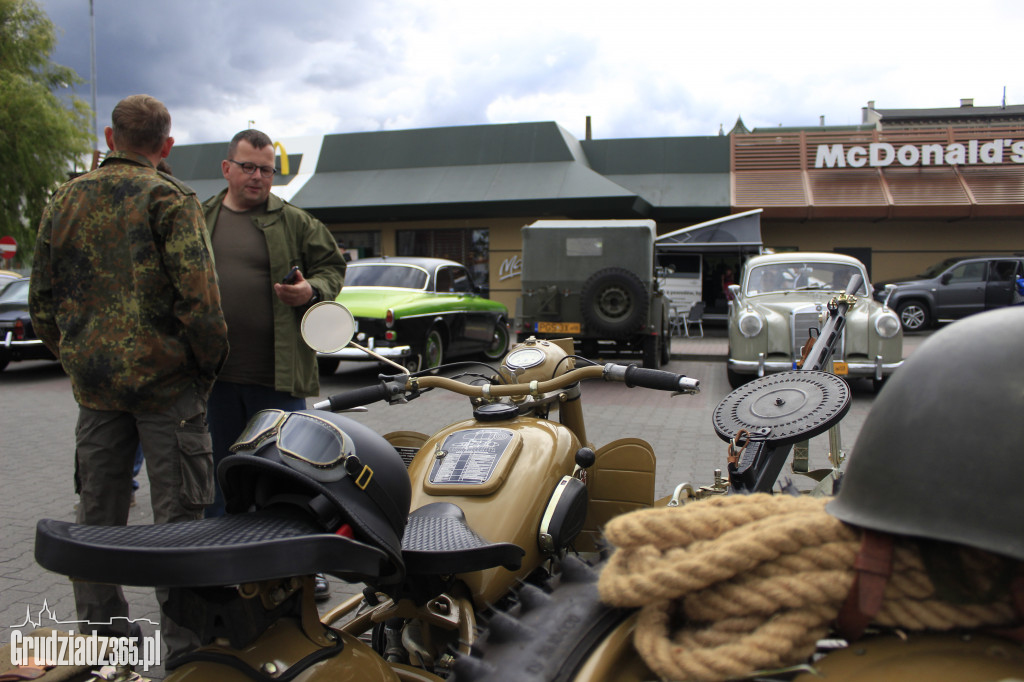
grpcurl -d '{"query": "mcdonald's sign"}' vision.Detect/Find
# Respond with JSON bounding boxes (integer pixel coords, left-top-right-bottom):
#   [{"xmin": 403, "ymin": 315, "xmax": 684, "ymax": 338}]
[{"xmin": 273, "ymin": 141, "xmax": 289, "ymax": 176}]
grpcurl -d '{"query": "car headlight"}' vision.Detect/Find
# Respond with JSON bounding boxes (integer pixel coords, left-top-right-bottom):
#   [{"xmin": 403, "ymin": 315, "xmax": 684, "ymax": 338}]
[
  {"xmin": 738, "ymin": 310, "xmax": 764, "ymax": 338},
  {"xmin": 874, "ymin": 312, "xmax": 901, "ymax": 338}
]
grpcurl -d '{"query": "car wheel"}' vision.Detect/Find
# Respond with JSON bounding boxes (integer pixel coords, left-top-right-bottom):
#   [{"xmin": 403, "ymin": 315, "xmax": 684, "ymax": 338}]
[
  {"xmin": 642, "ymin": 334, "xmax": 660, "ymax": 369},
  {"xmin": 483, "ymin": 320, "xmax": 510, "ymax": 360},
  {"xmin": 316, "ymin": 357, "xmax": 340, "ymax": 376},
  {"xmin": 896, "ymin": 300, "xmax": 930, "ymax": 332},
  {"xmin": 580, "ymin": 267, "xmax": 648, "ymax": 339},
  {"xmin": 422, "ymin": 327, "xmax": 445, "ymax": 370},
  {"xmin": 727, "ymin": 366, "xmax": 749, "ymax": 389}
]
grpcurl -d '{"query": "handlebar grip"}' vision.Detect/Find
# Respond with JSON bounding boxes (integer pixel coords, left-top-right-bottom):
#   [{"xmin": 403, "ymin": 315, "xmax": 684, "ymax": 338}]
[
  {"xmin": 846, "ymin": 273, "xmax": 863, "ymax": 296},
  {"xmin": 313, "ymin": 383, "xmax": 393, "ymax": 411},
  {"xmin": 622, "ymin": 365, "xmax": 700, "ymax": 393}
]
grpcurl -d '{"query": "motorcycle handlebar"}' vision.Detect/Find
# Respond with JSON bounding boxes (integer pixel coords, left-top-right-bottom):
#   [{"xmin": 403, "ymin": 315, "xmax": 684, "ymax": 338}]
[
  {"xmin": 314, "ymin": 363, "xmax": 700, "ymax": 413},
  {"xmin": 313, "ymin": 383, "xmax": 395, "ymax": 411},
  {"xmin": 606, "ymin": 364, "xmax": 701, "ymax": 394}
]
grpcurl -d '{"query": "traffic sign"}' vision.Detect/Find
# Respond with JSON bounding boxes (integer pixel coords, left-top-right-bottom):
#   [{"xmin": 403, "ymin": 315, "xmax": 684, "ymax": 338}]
[{"xmin": 0, "ymin": 235, "xmax": 16, "ymax": 261}]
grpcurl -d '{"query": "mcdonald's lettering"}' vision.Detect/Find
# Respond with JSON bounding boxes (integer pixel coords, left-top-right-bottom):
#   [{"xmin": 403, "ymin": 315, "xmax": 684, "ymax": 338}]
[{"xmin": 814, "ymin": 140, "xmax": 1024, "ymax": 168}]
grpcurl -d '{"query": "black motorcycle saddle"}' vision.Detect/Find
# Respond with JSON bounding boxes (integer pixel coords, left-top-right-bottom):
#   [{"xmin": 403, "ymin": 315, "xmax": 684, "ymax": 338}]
[
  {"xmin": 35, "ymin": 506, "xmax": 388, "ymax": 588},
  {"xmin": 36, "ymin": 503, "xmax": 525, "ymax": 589},
  {"xmin": 401, "ymin": 503, "xmax": 525, "ymax": 575}
]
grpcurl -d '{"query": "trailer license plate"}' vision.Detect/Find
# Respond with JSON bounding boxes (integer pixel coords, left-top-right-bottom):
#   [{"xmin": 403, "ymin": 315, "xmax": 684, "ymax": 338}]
[
  {"xmin": 832, "ymin": 361, "xmax": 848, "ymax": 375},
  {"xmin": 536, "ymin": 322, "xmax": 580, "ymax": 334}
]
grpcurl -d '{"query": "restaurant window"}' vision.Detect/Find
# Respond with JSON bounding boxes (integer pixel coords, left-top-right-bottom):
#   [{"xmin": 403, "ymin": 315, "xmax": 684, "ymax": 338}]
[
  {"xmin": 397, "ymin": 228, "xmax": 490, "ymax": 288},
  {"xmin": 334, "ymin": 231, "xmax": 380, "ymax": 260}
]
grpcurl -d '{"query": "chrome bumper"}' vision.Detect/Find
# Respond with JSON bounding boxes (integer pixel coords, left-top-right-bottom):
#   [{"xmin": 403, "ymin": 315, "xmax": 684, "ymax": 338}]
[
  {"xmin": 316, "ymin": 339, "xmax": 412, "ymax": 361},
  {"xmin": 2, "ymin": 331, "xmax": 45, "ymax": 350},
  {"xmin": 729, "ymin": 354, "xmax": 904, "ymax": 380}
]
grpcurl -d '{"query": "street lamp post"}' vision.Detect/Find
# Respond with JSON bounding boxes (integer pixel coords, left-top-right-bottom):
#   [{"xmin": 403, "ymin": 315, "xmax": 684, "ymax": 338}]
[{"xmin": 89, "ymin": 0, "xmax": 98, "ymax": 150}]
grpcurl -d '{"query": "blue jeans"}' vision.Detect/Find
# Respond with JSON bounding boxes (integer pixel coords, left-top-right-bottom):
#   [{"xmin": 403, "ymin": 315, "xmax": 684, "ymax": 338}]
[
  {"xmin": 132, "ymin": 444, "xmax": 144, "ymax": 491},
  {"xmin": 205, "ymin": 381, "xmax": 307, "ymax": 517}
]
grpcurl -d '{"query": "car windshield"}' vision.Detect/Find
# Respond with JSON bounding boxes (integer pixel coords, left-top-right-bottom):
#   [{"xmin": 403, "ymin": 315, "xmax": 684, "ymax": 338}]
[
  {"xmin": 917, "ymin": 257, "xmax": 966, "ymax": 278},
  {"xmin": 345, "ymin": 264, "xmax": 429, "ymax": 290},
  {"xmin": 0, "ymin": 278, "xmax": 29, "ymax": 304},
  {"xmin": 745, "ymin": 263, "xmax": 867, "ymax": 296}
]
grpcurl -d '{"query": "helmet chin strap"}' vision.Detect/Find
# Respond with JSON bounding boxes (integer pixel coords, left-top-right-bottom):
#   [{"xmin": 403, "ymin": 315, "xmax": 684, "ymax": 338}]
[
  {"xmin": 987, "ymin": 569, "xmax": 1024, "ymax": 644},
  {"xmin": 835, "ymin": 529, "xmax": 894, "ymax": 641}
]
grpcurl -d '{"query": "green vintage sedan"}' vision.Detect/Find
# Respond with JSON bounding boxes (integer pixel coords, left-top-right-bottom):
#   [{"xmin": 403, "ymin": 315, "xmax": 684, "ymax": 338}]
[
  {"xmin": 317, "ymin": 257, "xmax": 510, "ymax": 374},
  {"xmin": 727, "ymin": 253, "xmax": 903, "ymax": 390}
]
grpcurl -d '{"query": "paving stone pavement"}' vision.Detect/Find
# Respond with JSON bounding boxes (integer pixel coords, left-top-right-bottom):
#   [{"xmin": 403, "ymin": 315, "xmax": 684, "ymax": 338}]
[{"xmin": 0, "ymin": 326, "xmax": 928, "ymax": 679}]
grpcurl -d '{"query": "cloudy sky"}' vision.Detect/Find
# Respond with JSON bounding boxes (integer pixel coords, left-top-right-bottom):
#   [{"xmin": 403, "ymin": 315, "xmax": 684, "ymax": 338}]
[{"xmin": 37, "ymin": 0, "xmax": 1024, "ymax": 148}]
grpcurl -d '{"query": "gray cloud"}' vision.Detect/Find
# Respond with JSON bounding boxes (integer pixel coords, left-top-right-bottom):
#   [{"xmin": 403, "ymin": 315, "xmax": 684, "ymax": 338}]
[{"xmin": 36, "ymin": 0, "xmax": 1024, "ymax": 146}]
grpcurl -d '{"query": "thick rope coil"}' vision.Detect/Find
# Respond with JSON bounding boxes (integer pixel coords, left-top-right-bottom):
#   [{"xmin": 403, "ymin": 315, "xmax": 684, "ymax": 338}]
[{"xmin": 597, "ymin": 493, "xmax": 1018, "ymax": 682}]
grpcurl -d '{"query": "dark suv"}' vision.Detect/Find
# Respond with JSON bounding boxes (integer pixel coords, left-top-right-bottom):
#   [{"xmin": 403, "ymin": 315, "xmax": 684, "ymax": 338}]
[{"xmin": 874, "ymin": 255, "xmax": 1024, "ymax": 331}]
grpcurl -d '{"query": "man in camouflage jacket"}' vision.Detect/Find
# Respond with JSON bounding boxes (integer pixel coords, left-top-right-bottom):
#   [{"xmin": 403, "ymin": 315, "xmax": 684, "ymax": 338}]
[{"xmin": 30, "ymin": 95, "xmax": 228, "ymax": 657}]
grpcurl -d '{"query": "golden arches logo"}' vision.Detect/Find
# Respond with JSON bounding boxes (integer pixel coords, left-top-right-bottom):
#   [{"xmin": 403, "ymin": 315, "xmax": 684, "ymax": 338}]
[{"xmin": 273, "ymin": 141, "xmax": 289, "ymax": 176}]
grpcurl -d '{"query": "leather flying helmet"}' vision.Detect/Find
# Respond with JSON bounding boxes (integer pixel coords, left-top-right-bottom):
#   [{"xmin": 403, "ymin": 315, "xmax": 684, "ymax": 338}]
[{"xmin": 219, "ymin": 409, "xmax": 412, "ymax": 582}]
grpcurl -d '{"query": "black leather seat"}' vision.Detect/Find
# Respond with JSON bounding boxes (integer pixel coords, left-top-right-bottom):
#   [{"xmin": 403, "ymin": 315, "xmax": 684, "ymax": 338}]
[
  {"xmin": 401, "ymin": 503, "xmax": 524, "ymax": 575},
  {"xmin": 35, "ymin": 506, "xmax": 389, "ymax": 587},
  {"xmin": 35, "ymin": 502, "xmax": 525, "ymax": 588}
]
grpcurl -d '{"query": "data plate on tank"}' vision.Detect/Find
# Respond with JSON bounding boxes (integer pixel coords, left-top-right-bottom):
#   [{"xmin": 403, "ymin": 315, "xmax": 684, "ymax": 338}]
[{"xmin": 428, "ymin": 428, "xmax": 519, "ymax": 487}]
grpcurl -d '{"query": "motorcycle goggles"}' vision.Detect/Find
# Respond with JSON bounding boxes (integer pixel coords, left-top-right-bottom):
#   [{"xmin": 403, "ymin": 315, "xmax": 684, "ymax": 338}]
[{"xmin": 231, "ymin": 409, "xmax": 372, "ymax": 489}]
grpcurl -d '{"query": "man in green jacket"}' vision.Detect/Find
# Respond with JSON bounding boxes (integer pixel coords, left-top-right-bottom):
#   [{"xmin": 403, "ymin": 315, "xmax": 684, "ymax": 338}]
[
  {"xmin": 31, "ymin": 94, "xmax": 229, "ymax": 657},
  {"xmin": 202, "ymin": 129, "xmax": 346, "ymax": 534}
]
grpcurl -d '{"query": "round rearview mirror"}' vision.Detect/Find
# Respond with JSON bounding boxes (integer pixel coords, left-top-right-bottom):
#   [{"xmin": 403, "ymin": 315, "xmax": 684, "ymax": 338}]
[{"xmin": 300, "ymin": 301, "xmax": 355, "ymax": 352}]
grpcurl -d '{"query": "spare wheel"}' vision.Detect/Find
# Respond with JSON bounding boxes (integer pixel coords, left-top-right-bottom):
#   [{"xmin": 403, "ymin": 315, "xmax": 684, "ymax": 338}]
[{"xmin": 580, "ymin": 267, "xmax": 648, "ymax": 338}]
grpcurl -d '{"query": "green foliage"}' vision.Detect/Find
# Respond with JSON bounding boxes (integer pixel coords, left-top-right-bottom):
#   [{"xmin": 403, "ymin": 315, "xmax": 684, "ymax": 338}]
[{"xmin": 0, "ymin": 0, "xmax": 93, "ymax": 266}]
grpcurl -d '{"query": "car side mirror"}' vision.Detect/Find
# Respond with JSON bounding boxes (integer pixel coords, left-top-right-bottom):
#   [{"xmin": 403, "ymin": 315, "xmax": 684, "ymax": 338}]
[
  {"xmin": 940, "ymin": 273, "xmax": 953, "ymax": 285},
  {"xmin": 883, "ymin": 283, "xmax": 896, "ymax": 309},
  {"xmin": 728, "ymin": 283, "xmax": 742, "ymax": 304}
]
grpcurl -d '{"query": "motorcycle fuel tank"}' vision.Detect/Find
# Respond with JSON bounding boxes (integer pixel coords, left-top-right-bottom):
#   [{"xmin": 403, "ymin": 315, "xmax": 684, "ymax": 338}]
[{"xmin": 406, "ymin": 414, "xmax": 580, "ymax": 606}]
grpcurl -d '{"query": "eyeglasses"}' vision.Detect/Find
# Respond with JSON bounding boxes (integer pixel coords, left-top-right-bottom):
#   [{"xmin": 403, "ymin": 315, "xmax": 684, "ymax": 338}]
[{"xmin": 228, "ymin": 158, "xmax": 277, "ymax": 177}]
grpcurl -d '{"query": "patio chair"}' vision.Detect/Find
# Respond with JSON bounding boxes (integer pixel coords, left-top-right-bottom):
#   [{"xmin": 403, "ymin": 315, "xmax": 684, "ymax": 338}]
[
  {"xmin": 683, "ymin": 301, "xmax": 705, "ymax": 338},
  {"xmin": 668, "ymin": 305, "xmax": 685, "ymax": 336}
]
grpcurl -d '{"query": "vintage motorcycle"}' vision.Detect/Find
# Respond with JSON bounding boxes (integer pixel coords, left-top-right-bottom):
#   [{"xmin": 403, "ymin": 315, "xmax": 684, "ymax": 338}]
[
  {"xmin": 37, "ymin": 278, "xmax": 1011, "ymax": 682},
  {"xmin": 34, "ymin": 299, "xmax": 705, "ymax": 682}
]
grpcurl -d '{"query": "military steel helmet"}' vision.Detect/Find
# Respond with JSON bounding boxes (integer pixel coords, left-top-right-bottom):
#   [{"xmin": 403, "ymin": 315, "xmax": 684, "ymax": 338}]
[
  {"xmin": 827, "ymin": 306, "xmax": 1024, "ymax": 561},
  {"xmin": 219, "ymin": 409, "xmax": 412, "ymax": 581}
]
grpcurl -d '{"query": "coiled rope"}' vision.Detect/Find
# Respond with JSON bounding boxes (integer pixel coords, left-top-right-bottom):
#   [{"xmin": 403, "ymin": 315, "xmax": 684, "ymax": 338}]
[{"xmin": 597, "ymin": 494, "xmax": 1017, "ymax": 682}]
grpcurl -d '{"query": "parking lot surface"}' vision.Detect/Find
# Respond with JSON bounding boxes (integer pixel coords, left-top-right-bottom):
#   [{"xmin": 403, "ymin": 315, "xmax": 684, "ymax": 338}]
[{"xmin": 0, "ymin": 327, "xmax": 927, "ymax": 678}]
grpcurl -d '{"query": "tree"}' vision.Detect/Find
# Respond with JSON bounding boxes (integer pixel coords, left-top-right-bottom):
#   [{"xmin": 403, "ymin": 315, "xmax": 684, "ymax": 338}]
[{"xmin": 0, "ymin": 0, "xmax": 92, "ymax": 267}]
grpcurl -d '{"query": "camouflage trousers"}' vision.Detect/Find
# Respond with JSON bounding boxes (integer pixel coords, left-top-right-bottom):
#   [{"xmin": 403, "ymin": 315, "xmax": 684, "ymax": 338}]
[{"xmin": 72, "ymin": 386, "xmax": 214, "ymax": 659}]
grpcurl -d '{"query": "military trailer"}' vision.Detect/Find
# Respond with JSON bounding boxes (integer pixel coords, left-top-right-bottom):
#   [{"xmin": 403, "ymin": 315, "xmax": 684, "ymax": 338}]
[{"xmin": 515, "ymin": 220, "xmax": 669, "ymax": 368}]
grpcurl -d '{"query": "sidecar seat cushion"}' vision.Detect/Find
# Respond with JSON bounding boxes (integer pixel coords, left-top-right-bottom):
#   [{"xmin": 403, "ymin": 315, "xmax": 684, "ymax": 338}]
[
  {"xmin": 402, "ymin": 503, "xmax": 525, "ymax": 575},
  {"xmin": 35, "ymin": 506, "xmax": 388, "ymax": 587}
]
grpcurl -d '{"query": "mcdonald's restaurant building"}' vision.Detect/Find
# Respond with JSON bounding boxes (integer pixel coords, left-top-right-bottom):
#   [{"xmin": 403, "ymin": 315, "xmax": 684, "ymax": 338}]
[{"xmin": 168, "ymin": 101, "xmax": 1024, "ymax": 318}]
